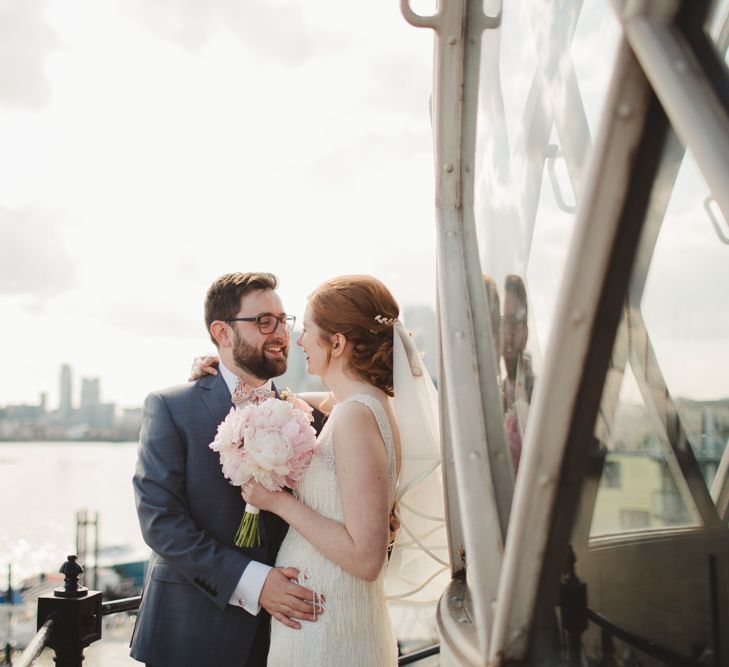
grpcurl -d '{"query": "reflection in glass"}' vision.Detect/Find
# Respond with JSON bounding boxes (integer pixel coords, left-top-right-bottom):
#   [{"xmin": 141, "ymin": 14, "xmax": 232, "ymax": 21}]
[
  {"xmin": 484, "ymin": 274, "xmax": 535, "ymax": 474},
  {"xmin": 474, "ymin": 2, "xmax": 621, "ymax": 483},
  {"xmin": 592, "ymin": 364, "xmax": 694, "ymax": 535},
  {"xmin": 640, "ymin": 148, "xmax": 729, "ymax": 498}
]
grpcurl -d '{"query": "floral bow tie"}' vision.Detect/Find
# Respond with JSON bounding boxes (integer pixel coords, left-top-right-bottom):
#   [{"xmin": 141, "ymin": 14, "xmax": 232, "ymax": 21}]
[{"xmin": 232, "ymin": 380, "xmax": 275, "ymax": 406}]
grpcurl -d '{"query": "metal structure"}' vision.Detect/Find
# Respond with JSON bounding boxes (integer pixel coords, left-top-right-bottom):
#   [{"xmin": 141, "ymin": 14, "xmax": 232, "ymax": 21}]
[{"xmin": 403, "ymin": 0, "xmax": 729, "ymax": 664}]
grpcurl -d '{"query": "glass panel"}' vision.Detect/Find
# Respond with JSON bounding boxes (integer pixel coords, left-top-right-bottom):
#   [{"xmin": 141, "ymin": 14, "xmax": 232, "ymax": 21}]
[
  {"xmin": 591, "ymin": 363, "xmax": 693, "ymax": 536},
  {"xmin": 474, "ymin": 1, "xmax": 621, "ymax": 474},
  {"xmin": 639, "ymin": 148, "xmax": 729, "ymax": 496}
]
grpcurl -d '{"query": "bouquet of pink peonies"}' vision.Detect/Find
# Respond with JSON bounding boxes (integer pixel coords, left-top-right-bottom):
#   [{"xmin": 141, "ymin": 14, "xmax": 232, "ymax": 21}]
[{"xmin": 210, "ymin": 395, "xmax": 317, "ymax": 547}]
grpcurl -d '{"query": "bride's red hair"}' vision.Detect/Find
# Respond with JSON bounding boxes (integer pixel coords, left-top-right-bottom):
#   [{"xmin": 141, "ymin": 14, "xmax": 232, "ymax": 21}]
[{"xmin": 308, "ymin": 275, "xmax": 399, "ymax": 396}]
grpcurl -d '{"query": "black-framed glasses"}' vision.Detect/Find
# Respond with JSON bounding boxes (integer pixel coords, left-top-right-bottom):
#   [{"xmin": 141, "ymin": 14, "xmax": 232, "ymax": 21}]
[{"xmin": 224, "ymin": 314, "xmax": 296, "ymax": 334}]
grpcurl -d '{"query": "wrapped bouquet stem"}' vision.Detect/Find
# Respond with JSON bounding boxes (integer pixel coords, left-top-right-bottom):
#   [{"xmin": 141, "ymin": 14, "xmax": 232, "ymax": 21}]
[
  {"xmin": 236, "ymin": 505, "xmax": 261, "ymax": 548},
  {"xmin": 210, "ymin": 395, "xmax": 317, "ymax": 548}
]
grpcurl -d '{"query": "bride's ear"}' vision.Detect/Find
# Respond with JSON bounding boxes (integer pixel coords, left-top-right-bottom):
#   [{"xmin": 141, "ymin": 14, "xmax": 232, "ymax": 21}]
[{"xmin": 330, "ymin": 333, "xmax": 348, "ymax": 358}]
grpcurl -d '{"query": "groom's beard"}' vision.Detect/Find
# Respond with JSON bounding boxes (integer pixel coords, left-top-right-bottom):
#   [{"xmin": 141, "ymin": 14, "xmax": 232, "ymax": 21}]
[{"xmin": 232, "ymin": 332, "xmax": 288, "ymax": 380}]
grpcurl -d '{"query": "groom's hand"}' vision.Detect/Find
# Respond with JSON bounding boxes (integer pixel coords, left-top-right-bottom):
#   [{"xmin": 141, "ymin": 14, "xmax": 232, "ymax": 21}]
[{"xmin": 259, "ymin": 567, "xmax": 324, "ymax": 629}]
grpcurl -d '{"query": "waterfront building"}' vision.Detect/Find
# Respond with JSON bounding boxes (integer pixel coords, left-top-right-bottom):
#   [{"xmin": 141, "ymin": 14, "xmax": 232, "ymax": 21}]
[{"xmin": 58, "ymin": 364, "xmax": 73, "ymax": 424}]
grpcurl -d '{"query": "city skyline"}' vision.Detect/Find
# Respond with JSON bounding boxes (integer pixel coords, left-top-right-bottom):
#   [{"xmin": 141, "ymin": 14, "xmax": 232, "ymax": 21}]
[
  {"xmin": 2, "ymin": 303, "xmax": 440, "ymax": 411},
  {"xmin": 0, "ymin": 361, "xmax": 141, "ymax": 441}
]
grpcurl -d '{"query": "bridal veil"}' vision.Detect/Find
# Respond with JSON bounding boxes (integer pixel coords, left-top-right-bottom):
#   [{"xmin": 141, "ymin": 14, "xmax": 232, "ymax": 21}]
[{"xmin": 386, "ymin": 321, "xmax": 450, "ymax": 604}]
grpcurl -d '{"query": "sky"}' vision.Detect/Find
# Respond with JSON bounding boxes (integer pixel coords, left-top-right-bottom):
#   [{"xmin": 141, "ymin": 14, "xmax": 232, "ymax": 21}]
[
  {"xmin": 0, "ymin": 0, "xmax": 437, "ymax": 408},
  {"xmin": 1, "ymin": 0, "xmax": 727, "ymax": 411}
]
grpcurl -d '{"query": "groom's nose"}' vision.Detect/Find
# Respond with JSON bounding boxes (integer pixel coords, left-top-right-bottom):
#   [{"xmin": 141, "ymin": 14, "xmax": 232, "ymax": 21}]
[{"xmin": 271, "ymin": 318, "xmax": 290, "ymax": 338}]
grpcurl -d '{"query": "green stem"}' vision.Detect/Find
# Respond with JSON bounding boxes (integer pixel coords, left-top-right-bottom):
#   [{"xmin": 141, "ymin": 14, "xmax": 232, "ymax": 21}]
[{"xmin": 234, "ymin": 512, "xmax": 261, "ymax": 548}]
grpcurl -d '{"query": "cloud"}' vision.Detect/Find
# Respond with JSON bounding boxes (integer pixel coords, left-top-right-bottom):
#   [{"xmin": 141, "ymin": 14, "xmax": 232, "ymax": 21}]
[
  {"xmin": 356, "ymin": 49, "xmax": 432, "ymax": 122},
  {"xmin": 0, "ymin": 0, "xmax": 59, "ymax": 109},
  {"xmin": 0, "ymin": 207, "xmax": 75, "ymax": 299},
  {"xmin": 121, "ymin": 0, "xmax": 320, "ymax": 63}
]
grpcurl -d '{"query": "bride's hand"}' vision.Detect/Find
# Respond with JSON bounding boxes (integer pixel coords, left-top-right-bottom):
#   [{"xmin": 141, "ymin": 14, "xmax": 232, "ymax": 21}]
[
  {"xmin": 242, "ymin": 481, "xmax": 285, "ymax": 513},
  {"xmin": 189, "ymin": 355, "xmax": 220, "ymax": 380}
]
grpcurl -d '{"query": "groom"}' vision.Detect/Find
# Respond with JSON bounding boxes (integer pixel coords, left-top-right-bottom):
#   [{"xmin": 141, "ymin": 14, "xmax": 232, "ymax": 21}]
[{"xmin": 131, "ymin": 272, "xmax": 320, "ymax": 667}]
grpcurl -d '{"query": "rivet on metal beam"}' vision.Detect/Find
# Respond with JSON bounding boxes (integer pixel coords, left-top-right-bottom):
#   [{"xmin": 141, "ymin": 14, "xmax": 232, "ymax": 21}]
[
  {"xmin": 617, "ymin": 103, "xmax": 632, "ymax": 119},
  {"xmin": 445, "ymin": 162, "xmax": 454, "ymax": 172}
]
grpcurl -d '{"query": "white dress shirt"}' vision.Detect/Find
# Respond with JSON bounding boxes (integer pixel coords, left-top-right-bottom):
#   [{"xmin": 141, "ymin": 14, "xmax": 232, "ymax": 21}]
[{"xmin": 219, "ymin": 361, "xmax": 273, "ymax": 615}]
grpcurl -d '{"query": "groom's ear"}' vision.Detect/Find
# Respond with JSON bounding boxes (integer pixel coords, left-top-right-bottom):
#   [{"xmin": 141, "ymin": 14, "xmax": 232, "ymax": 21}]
[{"xmin": 210, "ymin": 321, "xmax": 232, "ymax": 348}]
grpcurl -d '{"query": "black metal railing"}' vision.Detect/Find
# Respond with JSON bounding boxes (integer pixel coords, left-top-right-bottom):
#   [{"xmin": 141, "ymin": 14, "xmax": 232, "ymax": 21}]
[
  {"xmin": 12, "ymin": 555, "xmax": 138, "ymax": 667},
  {"xmin": 14, "ymin": 617, "xmax": 54, "ymax": 667},
  {"xmin": 13, "ymin": 555, "xmax": 438, "ymax": 666},
  {"xmin": 586, "ymin": 608, "xmax": 707, "ymax": 667},
  {"xmin": 559, "ymin": 545, "xmax": 715, "ymax": 667},
  {"xmin": 100, "ymin": 595, "xmax": 141, "ymax": 617},
  {"xmin": 398, "ymin": 643, "xmax": 440, "ymax": 664}
]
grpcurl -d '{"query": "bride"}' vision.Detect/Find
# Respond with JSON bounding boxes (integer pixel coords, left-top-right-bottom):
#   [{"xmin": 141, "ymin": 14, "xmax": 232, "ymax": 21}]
[{"xmin": 242, "ymin": 274, "xmax": 401, "ymax": 665}]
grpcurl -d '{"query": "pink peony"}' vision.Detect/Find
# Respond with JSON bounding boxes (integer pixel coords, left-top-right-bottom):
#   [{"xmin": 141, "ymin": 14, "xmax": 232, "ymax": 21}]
[{"xmin": 209, "ymin": 397, "xmax": 318, "ymax": 548}]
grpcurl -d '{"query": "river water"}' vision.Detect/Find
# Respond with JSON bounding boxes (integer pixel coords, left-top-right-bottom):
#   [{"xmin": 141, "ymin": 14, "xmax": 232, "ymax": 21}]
[{"xmin": 0, "ymin": 441, "xmax": 146, "ymax": 584}]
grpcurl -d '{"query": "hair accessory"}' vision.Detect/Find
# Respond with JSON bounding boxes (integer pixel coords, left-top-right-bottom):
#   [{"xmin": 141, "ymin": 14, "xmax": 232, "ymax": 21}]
[{"xmin": 374, "ymin": 314, "xmax": 397, "ymax": 326}]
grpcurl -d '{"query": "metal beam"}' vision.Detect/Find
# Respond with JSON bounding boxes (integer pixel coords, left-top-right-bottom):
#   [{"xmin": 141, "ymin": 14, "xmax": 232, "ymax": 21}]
[
  {"xmin": 402, "ymin": 0, "xmax": 508, "ymax": 658},
  {"xmin": 623, "ymin": 8, "xmax": 729, "ymax": 224}
]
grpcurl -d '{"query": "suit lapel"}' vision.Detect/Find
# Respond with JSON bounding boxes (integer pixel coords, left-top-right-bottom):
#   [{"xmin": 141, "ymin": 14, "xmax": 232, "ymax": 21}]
[{"xmin": 198, "ymin": 373, "xmax": 234, "ymax": 428}]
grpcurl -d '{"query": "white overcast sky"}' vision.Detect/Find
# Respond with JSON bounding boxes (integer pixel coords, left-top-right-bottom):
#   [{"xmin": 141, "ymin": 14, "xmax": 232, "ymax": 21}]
[
  {"xmin": 1, "ymin": 0, "xmax": 727, "ymax": 410},
  {"xmin": 0, "ymin": 0, "xmax": 437, "ymax": 408}
]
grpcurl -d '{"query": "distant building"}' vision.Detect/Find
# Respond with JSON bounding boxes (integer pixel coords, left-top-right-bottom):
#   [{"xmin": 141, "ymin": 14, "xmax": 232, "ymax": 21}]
[
  {"xmin": 81, "ymin": 378, "xmax": 100, "ymax": 409},
  {"xmin": 59, "ymin": 364, "xmax": 73, "ymax": 422}
]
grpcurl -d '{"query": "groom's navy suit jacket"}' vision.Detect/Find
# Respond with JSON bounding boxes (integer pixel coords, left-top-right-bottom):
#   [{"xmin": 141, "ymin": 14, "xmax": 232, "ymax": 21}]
[{"xmin": 130, "ymin": 372, "xmax": 288, "ymax": 666}]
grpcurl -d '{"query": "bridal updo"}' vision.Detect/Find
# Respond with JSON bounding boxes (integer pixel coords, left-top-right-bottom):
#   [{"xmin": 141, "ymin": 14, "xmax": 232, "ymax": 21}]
[{"xmin": 308, "ymin": 275, "xmax": 399, "ymax": 396}]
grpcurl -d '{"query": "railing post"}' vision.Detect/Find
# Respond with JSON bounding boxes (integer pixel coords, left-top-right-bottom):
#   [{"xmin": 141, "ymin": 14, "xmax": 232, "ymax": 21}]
[
  {"xmin": 36, "ymin": 556, "xmax": 102, "ymax": 667},
  {"xmin": 559, "ymin": 545, "xmax": 588, "ymax": 667}
]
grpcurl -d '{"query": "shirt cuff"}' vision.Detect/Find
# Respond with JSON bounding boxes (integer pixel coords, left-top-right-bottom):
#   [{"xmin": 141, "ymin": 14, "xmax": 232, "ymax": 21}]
[{"xmin": 228, "ymin": 561, "xmax": 272, "ymax": 616}]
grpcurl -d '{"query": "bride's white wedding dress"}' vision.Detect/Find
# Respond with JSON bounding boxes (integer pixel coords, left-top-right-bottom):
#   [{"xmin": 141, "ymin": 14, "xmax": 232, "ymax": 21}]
[{"xmin": 267, "ymin": 394, "xmax": 398, "ymax": 666}]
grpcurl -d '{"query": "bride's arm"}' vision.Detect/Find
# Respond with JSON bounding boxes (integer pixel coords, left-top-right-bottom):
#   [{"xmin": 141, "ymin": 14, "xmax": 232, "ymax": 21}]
[
  {"xmin": 294, "ymin": 391, "xmax": 335, "ymax": 413},
  {"xmin": 242, "ymin": 401, "xmax": 389, "ymax": 582}
]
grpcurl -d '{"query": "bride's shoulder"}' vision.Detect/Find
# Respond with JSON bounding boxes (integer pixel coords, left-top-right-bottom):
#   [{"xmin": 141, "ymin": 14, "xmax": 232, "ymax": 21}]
[
  {"xmin": 331, "ymin": 396, "xmax": 385, "ymax": 441},
  {"xmin": 332, "ymin": 397, "xmax": 377, "ymax": 425}
]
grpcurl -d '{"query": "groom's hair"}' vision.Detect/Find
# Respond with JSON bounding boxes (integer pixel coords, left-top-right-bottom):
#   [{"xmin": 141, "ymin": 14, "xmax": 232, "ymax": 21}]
[{"xmin": 205, "ymin": 272, "xmax": 278, "ymax": 345}]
